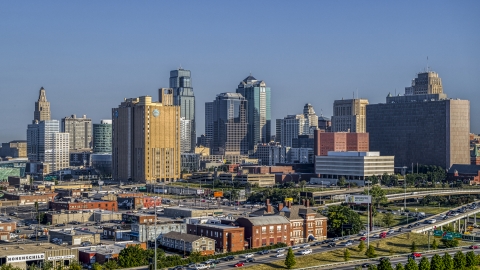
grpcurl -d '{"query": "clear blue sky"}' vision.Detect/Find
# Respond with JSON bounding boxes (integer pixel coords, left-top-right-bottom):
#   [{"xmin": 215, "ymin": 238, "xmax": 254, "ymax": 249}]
[{"xmin": 1, "ymin": 1, "xmax": 479, "ymax": 143}]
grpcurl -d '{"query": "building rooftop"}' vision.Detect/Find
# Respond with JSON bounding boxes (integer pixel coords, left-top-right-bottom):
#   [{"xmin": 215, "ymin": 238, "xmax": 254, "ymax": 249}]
[
  {"xmin": 327, "ymin": 151, "xmax": 380, "ymax": 157},
  {"xmin": 161, "ymin": 231, "xmax": 209, "ymax": 242},
  {"xmin": 237, "ymin": 215, "xmax": 290, "ymax": 226},
  {"xmin": 195, "ymin": 223, "xmax": 239, "ymax": 230},
  {"xmin": 0, "ymin": 243, "xmax": 71, "ymax": 257}
]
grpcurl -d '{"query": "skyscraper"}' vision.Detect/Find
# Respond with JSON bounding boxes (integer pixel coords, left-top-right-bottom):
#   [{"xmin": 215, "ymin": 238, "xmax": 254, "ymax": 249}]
[
  {"xmin": 61, "ymin": 114, "xmax": 92, "ymax": 150},
  {"xmin": 204, "ymin": 101, "xmax": 214, "ymax": 148},
  {"xmin": 112, "ymin": 92, "xmax": 181, "ymax": 183},
  {"xmin": 275, "ymin": 114, "xmax": 309, "ymax": 148},
  {"xmin": 211, "ymin": 93, "xmax": 248, "ymax": 155},
  {"xmin": 331, "ymin": 98, "xmax": 369, "ymax": 133},
  {"xmin": 93, "ymin": 120, "xmax": 112, "ymax": 154},
  {"xmin": 170, "ymin": 68, "xmax": 195, "ymax": 153},
  {"xmin": 236, "ymin": 75, "xmax": 271, "ymax": 150},
  {"xmin": 180, "ymin": 117, "xmax": 192, "ymax": 153},
  {"xmin": 34, "ymin": 87, "xmax": 51, "ymax": 123},
  {"xmin": 405, "ymin": 71, "xmax": 443, "ymax": 95},
  {"xmin": 366, "ymin": 71, "xmax": 470, "ymax": 168},
  {"xmin": 27, "ymin": 120, "xmax": 69, "ymax": 174}
]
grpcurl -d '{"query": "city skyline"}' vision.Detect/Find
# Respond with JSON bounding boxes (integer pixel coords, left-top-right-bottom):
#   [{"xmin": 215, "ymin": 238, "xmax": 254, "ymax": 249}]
[{"xmin": 1, "ymin": 1, "xmax": 479, "ymax": 143}]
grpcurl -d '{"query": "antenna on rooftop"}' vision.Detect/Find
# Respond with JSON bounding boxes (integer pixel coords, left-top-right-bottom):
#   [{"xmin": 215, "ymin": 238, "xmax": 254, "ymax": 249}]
[{"xmin": 426, "ymin": 56, "xmax": 429, "ymax": 72}]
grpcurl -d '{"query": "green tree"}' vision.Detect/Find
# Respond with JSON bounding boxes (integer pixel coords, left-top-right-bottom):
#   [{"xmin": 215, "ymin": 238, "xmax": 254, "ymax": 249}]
[
  {"xmin": 443, "ymin": 252, "xmax": 454, "ymax": 270},
  {"xmin": 368, "ymin": 265, "xmax": 378, "ymax": 270},
  {"xmin": 358, "ymin": 240, "xmax": 366, "ymax": 252},
  {"xmin": 344, "ymin": 248, "xmax": 351, "ymax": 261},
  {"xmin": 431, "ymin": 239, "xmax": 438, "ymax": 250},
  {"xmin": 382, "ymin": 213, "xmax": 395, "ymax": 228},
  {"xmin": 338, "ymin": 177, "xmax": 346, "ymax": 187},
  {"xmin": 418, "ymin": 257, "xmax": 430, "ymax": 270},
  {"xmin": 326, "ymin": 205, "xmax": 364, "ymax": 236},
  {"xmin": 411, "ymin": 241, "xmax": 417, "ymax": 252},
  {"xmin": 299, "ymin": 180, "xmax": 307, "ymax": 189},
  {"xmin": 118, "ymin": 244, "xmax": 150, "ymax": 267},
  {"xmin": 42, "ymin": 261, "xmax": 54, "ymax": 270},
  {"xmin": 378, "ymin": 259, "xmax": 394, "ymax": 270},
  {"xmin": 365, "ymin": 244, "xmax": 376, "ymax": 258},
  {"xmin": 68, "ymin": 261, "xmax": 82, "ymax": 270},
  {"xmin": 453, "ymin": 251, "xmax": 466, "ymax": 269},
  {"xmin": 91, "ymin": 263, "xmax": 102, "ymax": 270},
  {"xmin": 405, "ymin": 258, "xmax": 419, "ymax": 270},
  {"xmin": 103, "ymin": 260, "xmax": 119, "ymax": 270},
  {"xmin": 430, "ymin": 254, "xmax": 444, "ymax": 270},
  {"xmin": 366, "ymin": 185, "xmax": 387, "ymax": 207},
  {"xmin": 284, "ymin": 247, "xmax": 296, "ymax": 269},
  {"xmin": 395, "ymin": 263, "xmax": 405, "ymax": 270},
  {"xmin": 355, "ymin": 267, "xmax": 363, "ymax": 270},
  {"xmin": 441, "ymin": 238, "xmax": 459, "ymax": 248},
  {"xmin": 466, "ymin": 251, "xmax": 477, "ymax": 268},
  {"xmin": 0, "ymin": 265, "xmax": 22, "ymax": 270}
]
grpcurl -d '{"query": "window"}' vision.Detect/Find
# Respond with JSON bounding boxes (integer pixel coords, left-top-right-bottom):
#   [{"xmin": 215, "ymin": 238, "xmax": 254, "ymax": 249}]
[
  {"xmin": 261, "ymin": 226, "xmax": 266, "ymax": 233},
  {"xmin": 277, "ymin": 225, "xmax": 281, "ymax": 232}
]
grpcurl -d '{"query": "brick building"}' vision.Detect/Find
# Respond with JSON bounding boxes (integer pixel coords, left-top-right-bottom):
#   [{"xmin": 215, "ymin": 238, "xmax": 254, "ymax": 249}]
[
  {"xmin": 313, "ymin": 131, "xmax": 369, "ymax": 156},
  {"xmin": 49, "ymin": 200, "xmax": 118, "ymax": 211},
  {"xmin": 235, "ymin": 215, "xmax": 290, "ymax": 249},
  {"xmin": 0, "ymin": 221, "xmax": 17, "ymax": 233},
  {"xmin": 122, "ymin": 213, "xmax": 156, "ymax": 224},
  {"xmin": 186, "ymin": 222, "xmax": 245, "ymax": 252},
  {"xmin": 250, "ymin": 199, "xmax": 327, "ymax": 245},
  {"xmin": 2, "ymin": 192, "xmax": 57, "ymax": 205},
  {"xmin": 159, "ymin": 231, "xmax": 215, "ymax": 256}
]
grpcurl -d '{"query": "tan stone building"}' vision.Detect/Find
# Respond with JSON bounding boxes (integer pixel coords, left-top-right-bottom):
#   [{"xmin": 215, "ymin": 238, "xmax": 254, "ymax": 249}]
[
  {"xmin": 112, "ymin": 91, "xmax": 181, "ymax": 183},
  {"xmin": 331, "ymin": 98, "xmax": 369, "ymax": 133}
]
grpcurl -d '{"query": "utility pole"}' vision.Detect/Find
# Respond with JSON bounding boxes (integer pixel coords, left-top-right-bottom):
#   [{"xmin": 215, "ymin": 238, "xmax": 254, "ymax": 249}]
[{"xmin": 154, "ymin": 196, "xmax": 157, "ymax": 270}]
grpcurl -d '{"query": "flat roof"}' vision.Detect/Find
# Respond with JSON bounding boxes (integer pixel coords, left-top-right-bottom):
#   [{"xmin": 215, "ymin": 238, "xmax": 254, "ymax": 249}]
[
  {"xmin": 327, "ymin": 151, "xmax": 380, "ymax": 157},
  {"xmin": 0, "ymin": 243, "xmax": 73, "ymax": 257},
  {"xmin": 196, "ymin": 223, "xmax": 240, "ymax": 229}
]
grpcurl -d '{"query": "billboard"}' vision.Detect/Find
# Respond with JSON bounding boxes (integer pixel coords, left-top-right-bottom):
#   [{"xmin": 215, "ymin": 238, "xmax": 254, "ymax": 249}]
[
  {"xmin": 196, "ymin": 189, "xmax": 204, "ymax": 195},
  {"xmin": 214, "ymin": 191, "xmax": 223, "ymax": 197},
  {"xmin": 345, "ymin": 195, "xmax": 371, "ymax": 204}
]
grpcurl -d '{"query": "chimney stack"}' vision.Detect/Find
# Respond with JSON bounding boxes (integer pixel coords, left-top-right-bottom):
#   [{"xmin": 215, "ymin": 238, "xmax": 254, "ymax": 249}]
[
  {"xmin": 306, "ymin": 200, "xmax": 310, "ymax": 208},
  {"xmin": 279, "ymin": 203, "xmax": 284, "ymax": 211},
  {"xmin": 302, "ymin": 199, "xmax": 305, "ymax": 207},
  {"xmin": 266, "ymin": 199, "xmax": 272, "ymax": 213}
]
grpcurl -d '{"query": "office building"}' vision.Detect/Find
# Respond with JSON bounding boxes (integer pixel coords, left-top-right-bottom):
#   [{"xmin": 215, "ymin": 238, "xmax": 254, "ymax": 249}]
[
  {"xmin": 313, "ymin": 131, "xmax": 369, "ymax": 156},
  {"xmin": 289, "ymin": 148, "xmax": 313, "ymax": 163},
  {"xmin": 170, "ymin": 68, "xmax": 195, "ymax": 153},
  {"xmin": 314, "ymin": 151, "xmax": 394, "ymax": 186},
  {"xmin": 180, "ymin": 117, "xmax": 192, "ymax": 153},
  {"xmin": 235, "ymin": 216, "xmax": 290, "ymax": 248},
  {"xmin": 34, "ymin": 87, "xmax": 51, "ymax": 123},
  {"xmin": 211, "ymin": 93, "xmax": 248, "ymax": 155},
  {"xmin": 236, "ymin": 75, "xmax": 271, "ymax": 150},
  {"xmin": 317, "ymin": 114, "xmax": 332, "ymax": 132},
  {"xmin": 366, "ymin": 71, "xmax": 470, "ymax": 168},
  {"xmin": 92, "ymin": 120, "xmax": 112, "ymax": 154},
  {"xmin": 112, "ymin": 92, "xmax": 181, "ymax": 183},
  {"xmin": 275, "ymin": 114, "xmax": 309, "ymax": 147},
  {"xmin": 331, "ymin": 98, "xmax": 368, "ymax": 133},
  {"xmin": 303, "ymin": 103, "xmax": 318, "ymax": 131},
  {"xmin": 62, "ymin": 114, "xmax": 92, "ymax": 150},
  {"xmin": 254, "ymin": 142, "xmax": 289, "ymax": 166},
  {"xmin": 204, "ymin": 102, "xmax": 214, "ymax": 148},
  {"xmin": 405, "ymin": 71, "xmax": 443, "ymax": 95},
  {"xmin": 292, "ymin": 134, "xmax": 314, "ymax": 149},
  {"xmin": 0, "ymin": 140, "xmax": 27, "ymax": 158},
  {"xmin": 27, "ymin": 120, "xmax": 69, "ymax": 174}
]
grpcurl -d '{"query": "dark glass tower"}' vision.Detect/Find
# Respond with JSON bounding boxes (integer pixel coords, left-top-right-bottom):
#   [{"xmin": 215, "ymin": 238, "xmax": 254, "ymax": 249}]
[{"xmin": 170, "ymin": 68, "xmax": 195, "ymax": 152}]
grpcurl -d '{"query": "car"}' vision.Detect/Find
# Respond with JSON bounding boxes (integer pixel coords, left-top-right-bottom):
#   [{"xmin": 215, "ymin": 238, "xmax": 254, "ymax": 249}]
[
  {"xmin": 224, "ymin": 255, "xmax": 235, "ymax": 261},
  {"xmin": 275, "ymin": 253, "xmax": 285, "ymax": 258},
  {"xmin": 300, "ymin": 249, "xmax": 312, "ymax": 255},
  {"xmin": 291, "ymin": 245, "xmax": 301, "ymax": 250},
  {"xmin": 372, "ymin": 234, "xmax": 379, "ymax": 238},
  {"xmin": 55, "ymin": 224, "xmax": 65, "ymax": 227},
  {"xmin": 245, "ymin": 258, "xmax": 255, "ymax": 263},
  {"xmin": 301, "ymin": 244, "xmax": 311, "ymax": 248},
  {"xmin": 443, "ymin": 216, "xmax": 449, "ymax": 220},
  {"xmin": 327, "ymin": 243, "xmax": 337, "ymax": 248},
  {"xmin": 358, "ymin": 232, "xmax": 366, "ymax": 236},
  {"xmin": 312, "ymin": 242, "xmax": 322, "ymax": 246},
  {"xmin": 234, "ymin": 262, "xmax": 244, "ymax": 267},
  {"xmin": 204, "ymin": 259, "xmax": 215, "ymax": 265},
  {"xmin": 361, "ymin": 263, "xmax": 370, "ymax": 268},
  {"xmin": 387, "ymin": 229, "xmax": 395, "ymax": 234},
  {"xmin": 411, "ymin": 252, "xmax": 422, "ymax": 257},
  {"xmin": 344, "ymin": 242, "xmax": 352, "ymax": 246},
  {"xmin": 242, "ymin": 253, "xmax": 254, "ymax": 258},
  {"xmin": 359, "ymin": 237, "xmax": 367, "ymax": 241},
  {"xmin": 257, "ymin": 250, "xmax": 269, "ymax": 255},
  {"xmin": 397, "ymin": 227, "xmax": 404, "ymax": 232},
  {"xmin": 172, "ymin": 266, "xmax": 185, "ymax": 270},
  {"xmin": 9, "ymin": 212, "xmax": 17, "ymax": 216},
  {"xmin": 194, "ymin": 264, "xmax": 209, "ymax": 270},
  {"xmin": 469, "ymin": 245, "xmax": 479, "ymax": 249},
  {"xmin": 276, "ymin": 248, "xmax": 286, "ymax": 253}
]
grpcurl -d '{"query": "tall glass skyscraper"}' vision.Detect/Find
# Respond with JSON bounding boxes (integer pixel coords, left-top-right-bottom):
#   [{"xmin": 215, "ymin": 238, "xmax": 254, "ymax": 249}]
[
  {"xmin": 212, "ymin": 93, "xmax": 248, "ymax": 155},
  {"xmin": 170, "ymin": 68, "xmax": 195, "ymax": 153},
  {"xmin": 93, "ymin": 120, "xmax": 112, "ymax": 153},
  {"xmin": 236, "ymin": 75, "xmax": 271, "ymax": 151}
]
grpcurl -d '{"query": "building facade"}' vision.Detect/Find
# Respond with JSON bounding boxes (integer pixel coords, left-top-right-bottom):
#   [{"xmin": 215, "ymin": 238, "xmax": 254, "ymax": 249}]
[
  {"xmin": 331, "ymin": 98, "xmax": 369, "ymax": 133},
  {"xmin": 366, "ymin": 72, "xmax": 469, "ymax": 168},
  {"xmin": 180, "ymin": 118, "xmax": 192, "ymax": 153},
  {"xmin": 170, "ymin": 68, "xmax": 195, "ymax": 153},
  {"xmin": 235, "ymin": 216, "xmax": 290, "ymax": 249},
  {"xmin": 254, "ymin": 143, "xmax": 289, "ymax": 166},
  {"xmin": 314, "ymin": 151, "xmax": 394, "ymax": 186},
  {"xmin": 159, "ymin": 232, "xmax": 215, "ymax": 256},
  {"xmin": 93, "ymin": 120, "xmax": 112, "ymax": 154},
  {"xmin": 34, "ymin": 87, "xmax": 51, "ymax": 122},
  {"xmin": 112, "ymin": 93, "xmax": 181, "ymax": 183},
  {"xmin": 187, "ymin": 222, "xmax": 245, "ymax": 253},
  {"xmin": 61, "ymin": 115, "xmax": 92, "ymax": 150},
  {"xmin": 0, "ymin": 140, "xmax": 27, "ymax": 158},
  {"xmin": 236, "ymin": 75, "xmax": 271, "ymax": 151},
  {"xmin": 204, "ymin": 102, "xmax": 214, "ymax": 148},
  {"xmin": 405, "ymin": 71, "xmax": 443, "ymax": 95},
  {"xmin": 211, "ymin": 93, "xmax": 248, "ymax": 155},
  {"xmin": 313, "ymin": 131, "xmax": 369, "ymax": 156},
  {"xmin": 276, "ymin": 114, "xmax": 309, "ymax": 148}
]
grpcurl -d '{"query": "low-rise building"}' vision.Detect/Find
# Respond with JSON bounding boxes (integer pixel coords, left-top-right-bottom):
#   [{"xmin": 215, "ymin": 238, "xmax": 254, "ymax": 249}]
[
  {"xmin": 49, "ymin": 200, "xmax": 118, "ymax": 211},
  {"xmin": 235, "ymin": 173, "xmax": 275, "ymax": 187},
  {"xmin": 164, "ymin": 207, "xmax": 223, "ymax": 218},
  {"xmin": 78, "ymin": 242, "xmax": 146, "ymax": 265},
  {"xmin": 102, "ymin": 225, "xmax": 131, "ymax": 241},
  {"xmin": 46, "ymin": 210, "xmax": 122, "ymax": 225},
  {"xmin": 130, "ymin": 221, "xmax": 186, "ymax": 242},
  {"xmin": 186, "ymin": 220, "xmax": 244, "ymax": 253},
  {"xmin": 159, "ymin": 231, "xmax": 215, "ymax": 256},
  {"xmin": 0, "ymin": 221, "xmax": 17, "ymax": 233},
  {"xmin": 49, "ymin": 228, "xmax": 101, "ymax": 246},
  {"xmin": 0, "ymin": 243, "xmax": 79, "ymax": 269},
  {"xmin": 2, "ymin": 192, "xmax": 57, "ymax": 205},
  {"xmin": 235, "ymin": 215, "xmax": 290, "ymax": 248},
  {"xmin": 122, "ymin": 213, "xmax": 156, "ymax": 224}
]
